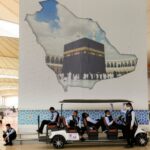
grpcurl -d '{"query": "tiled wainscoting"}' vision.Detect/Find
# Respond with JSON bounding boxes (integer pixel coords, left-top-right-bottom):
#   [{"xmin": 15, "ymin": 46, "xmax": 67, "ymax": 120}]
[{"xmin": 18, "ymin": 109, "xmax": 149, "ymax": 125}]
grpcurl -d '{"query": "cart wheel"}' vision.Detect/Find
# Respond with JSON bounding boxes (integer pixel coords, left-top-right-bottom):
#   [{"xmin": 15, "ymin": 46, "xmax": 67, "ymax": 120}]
[
  {"xmin": 52, "ymin": 135, "xmax": 65, "ymax": 149},
  {"xmin": 135, "ymin": 133, "xmax": 148, "ymax": 146}
]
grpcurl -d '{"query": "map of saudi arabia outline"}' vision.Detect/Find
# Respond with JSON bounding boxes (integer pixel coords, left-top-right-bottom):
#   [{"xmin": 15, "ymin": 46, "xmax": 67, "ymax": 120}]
[{"xmin": 25, "ymin": 0, "xmax": 137, "ymax": 91}]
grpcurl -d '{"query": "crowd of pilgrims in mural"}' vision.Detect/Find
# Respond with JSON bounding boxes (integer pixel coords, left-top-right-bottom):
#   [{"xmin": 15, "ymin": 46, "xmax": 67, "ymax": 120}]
[
  {"xmin": 45, "ymin": 55, "xmax": 137, "ymax": 81},
  {"xmin": 58, "ymin": 72, "xmax": 119, "ymax": 81}
]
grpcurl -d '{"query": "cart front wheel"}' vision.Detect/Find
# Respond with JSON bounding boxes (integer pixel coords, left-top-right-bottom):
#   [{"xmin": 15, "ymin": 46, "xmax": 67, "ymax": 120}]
[{"xmin": 52, "ymin": 135, "xmax": 65, "ymax": 149}]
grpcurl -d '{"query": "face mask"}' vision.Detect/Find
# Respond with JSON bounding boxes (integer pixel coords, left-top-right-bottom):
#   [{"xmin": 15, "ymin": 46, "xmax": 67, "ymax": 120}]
[{"xmin": 126, "ymin": 107, "xmax": 131, "ymax": 110}]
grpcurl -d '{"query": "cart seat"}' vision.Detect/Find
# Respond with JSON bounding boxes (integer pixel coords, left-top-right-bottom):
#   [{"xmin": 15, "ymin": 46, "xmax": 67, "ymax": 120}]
[
  {"xmin": 47, "ymin": 124, "xmax": 57, "ymax": 129},
  {"xmin": 102, "ymin": 117, "xmax": 118, "ymax": 139},
  {"xmin": 47, "ymin": 123, "xmax": 58, "ymax": 131},
  {"xmin": 87, "ymin": 129, "xmax": 98, "ymax": 133},
  {"xmin": 83, "ymin": 118, "xmax": 98, "ymax": 132},
  {"xmin": 106, "ymin": 128, "xmax": 118, "ymax": 139},
  {"xmin": 58, "ymin": 116, "xmax": 67, "ymax": 129},
  {"xmin": 67, "ymin": 129, "xmax": 77, "ymax": 133},
  {"xmin": 87, "ymin": 129, "xmax": 98, "ymax": 140},
  {"xmin": 58, "ymin": 116, "xmax": 77, "ymax": 133}
]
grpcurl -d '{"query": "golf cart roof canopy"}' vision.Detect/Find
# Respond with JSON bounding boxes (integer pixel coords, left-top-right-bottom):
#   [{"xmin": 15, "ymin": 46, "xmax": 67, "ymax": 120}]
[{"xmin": 60, "ymin": 99, "xmax": 132, "ymax": 104}]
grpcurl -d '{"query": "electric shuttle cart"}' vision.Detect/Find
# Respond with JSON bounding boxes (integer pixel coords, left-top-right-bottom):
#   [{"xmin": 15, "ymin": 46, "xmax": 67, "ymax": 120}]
[{"xmin": 38, "ymin": 99, "xmax": 149, "ymax": 149}]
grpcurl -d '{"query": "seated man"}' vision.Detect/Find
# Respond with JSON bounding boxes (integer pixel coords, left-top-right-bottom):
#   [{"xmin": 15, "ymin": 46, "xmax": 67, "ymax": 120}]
[
  {"xmin": 82, "ymin": 112, "xmax": 102, "ymax": 130},
  {"xmin": 104, "ymin": 110, "xmax": 117, "ymax": 129},
  {"xmin": 104, "ymin": 110, "xmax": 126, "ymax": 138},
  {"xmin": 37, "ymin": 107, "xmax": 59, "ymax": 134},
  {"xmin": 3, "ymin": 124, "xmax": 17, "ymax": 146},
  {"xmin": 66, "ymin": 110, "xmax": 81, "ymax": 133}
]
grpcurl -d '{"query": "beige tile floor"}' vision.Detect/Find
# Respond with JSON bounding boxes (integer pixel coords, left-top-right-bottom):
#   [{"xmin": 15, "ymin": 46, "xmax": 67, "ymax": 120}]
[
  {"xmin": 0, "ymin": 127, "xmax": 149, "ymax": 150},
  {"xmin": 0, "ymin": 143, "xmax": 149, "ymax": 150}
]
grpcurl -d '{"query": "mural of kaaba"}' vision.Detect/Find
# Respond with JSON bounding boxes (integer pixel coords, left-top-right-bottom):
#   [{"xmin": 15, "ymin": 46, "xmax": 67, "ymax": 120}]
[
  {"xmin": 26, "ymin": 0, "xmax": 138, "ymax": 90},
  {"xmin": 62, "ymin": 38, "xmax": 106, "ymax": 79}
]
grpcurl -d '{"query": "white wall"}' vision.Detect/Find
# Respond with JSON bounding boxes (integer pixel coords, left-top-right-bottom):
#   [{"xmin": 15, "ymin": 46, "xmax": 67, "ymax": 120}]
[
  {"xmin": 20, "ymin": 0, "xmax": 148, "ymax": 110},
  {"xmin": 5, "ymin": 96, "xmax": 18, "ymax": 108},
  {"xmin": 148, "ymin": 78, "xmax": 150, "ymax": 101}
]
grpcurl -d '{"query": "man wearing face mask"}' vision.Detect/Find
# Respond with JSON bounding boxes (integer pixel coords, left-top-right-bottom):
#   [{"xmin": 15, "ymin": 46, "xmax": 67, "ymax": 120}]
[
  {"xmin": 104, "ymin": 110, "xmax": 126, "ymax": 138},
  {"xmin": 104, "ymin": 110, "xmax": 116, "ymax": 129},
  {"xmin": 123, "ymin": 102, "xmax": 138, "ymax": 148}
]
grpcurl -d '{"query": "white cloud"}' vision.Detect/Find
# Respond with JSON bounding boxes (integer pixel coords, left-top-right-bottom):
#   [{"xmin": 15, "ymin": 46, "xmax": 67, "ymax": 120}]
[{"xmin": 26, "ymin": 1, "xmax": 137, "ymax": 61}]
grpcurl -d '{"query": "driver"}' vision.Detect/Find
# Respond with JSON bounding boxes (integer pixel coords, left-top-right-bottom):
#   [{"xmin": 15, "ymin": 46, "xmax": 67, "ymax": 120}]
[
  {"xmin": 104, "ymin": 110, "xmax": 126, "ymax": 138},
  {"xmin": 104, "ymin": 110, "xmax": 116, "ymax": 129}
]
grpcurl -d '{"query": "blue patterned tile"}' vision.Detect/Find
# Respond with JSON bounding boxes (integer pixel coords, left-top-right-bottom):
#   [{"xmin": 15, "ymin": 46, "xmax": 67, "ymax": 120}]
[{"xmin": 18, "ymin": 109, "xmax": 149, "ymax": 125}]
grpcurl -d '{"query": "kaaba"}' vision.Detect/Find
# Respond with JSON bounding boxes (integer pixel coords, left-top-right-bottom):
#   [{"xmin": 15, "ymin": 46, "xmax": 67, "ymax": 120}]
[{"xmin": 62, "ymin": 38, "xmax": 106, "ymax": 79}]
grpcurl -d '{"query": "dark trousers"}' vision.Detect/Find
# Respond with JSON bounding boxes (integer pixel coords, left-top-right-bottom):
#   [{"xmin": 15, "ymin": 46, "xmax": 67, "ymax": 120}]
[
  {"xmin": 68, "ymin": 121, "xmax": 81, "ymax": 134},
  {"xmin": 68, "ymin": 126, "xmax": 81, "ymax": 134},
  {"xmin": 80, "ymin": 127, "xmax": 87, "ymax": 135},
  {"xmin": 126, "ymin": 125, "xmax": 137, "ymax": 146},
  {"xmin": 112, "ymin": 123, "xmax": 126, "ymax": 138},
  {"xmin": 3, "ymin": 132, "xmax": 16, "ymax": 144},
  {"xmin": 87, "ymin": 119, "xmax": 102, "ymax": 130},
  {"xmin": 68, "ymin": 120, "xmax": 76, "ymax": 128},
  {"xmin": 80, "ymin": 121, "xmax": 101, "ymax": 136},
  {"xmin": 104, "ymin": 122, "xmax": 126, "ymax": 138},
  {"xmin": 95, "ymin": 120, "xmax": 102, "ymax": 129},
  {"xmin": 39, "ymin": 120, "xmax": 56, "ymax": 132},
  {"xmin": 117, "ymin": 124, "xmax": 126, "ymax": 138}
]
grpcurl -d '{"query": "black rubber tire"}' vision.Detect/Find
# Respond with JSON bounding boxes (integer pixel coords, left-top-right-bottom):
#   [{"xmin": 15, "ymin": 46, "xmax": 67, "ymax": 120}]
[
  {"xmin": 52, "ymin": 135, "xmax": 65, "ymax": 149},
  {"xmin": 135, "ymin": 133, "xmax": 148, "ymax": 146}
]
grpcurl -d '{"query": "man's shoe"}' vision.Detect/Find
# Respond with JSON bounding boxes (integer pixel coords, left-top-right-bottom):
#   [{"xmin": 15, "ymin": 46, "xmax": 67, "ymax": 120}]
[
  {"xmin": 4, "ymin": 143, "xmax": 13, "ymax": 146},
  {"xmin": 80, "ymin": 137, "xmax": 85, "ymax": 142},
  {"xmin": 119, "ymin": 136, "xmax": 125, "ymax": 139},
  {"xmin": 9, "ymin": 142, "xmax": 13, "ymax": 145},
  {"xmin": 4, "ymin": 142, "xmax": 12, "ymax": 146},
  {"xmin": 36, "ymin": 129, "xmax": 43, "ymax": 134}
]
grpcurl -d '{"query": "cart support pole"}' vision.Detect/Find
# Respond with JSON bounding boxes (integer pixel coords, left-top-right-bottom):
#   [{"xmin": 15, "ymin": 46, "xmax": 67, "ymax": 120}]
[
  {"xmin": 37, "ymin": 115, "xmax": 40, "ymax": 139},
  {"xmin": 61, "ymin": 103, "xmax": 63, "ymax": 116}
]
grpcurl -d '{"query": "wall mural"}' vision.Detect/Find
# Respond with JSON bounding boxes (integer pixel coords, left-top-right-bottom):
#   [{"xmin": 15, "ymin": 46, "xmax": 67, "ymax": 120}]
[{"xmin": 26, "ymin": 0, "xmax": 137, "ymax": 91}]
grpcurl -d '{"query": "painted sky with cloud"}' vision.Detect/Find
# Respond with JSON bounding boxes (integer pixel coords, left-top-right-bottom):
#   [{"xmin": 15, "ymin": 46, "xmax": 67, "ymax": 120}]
[{"xmin": 26, "ymin": 0, "xmax": 137, "ymax": 61}]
